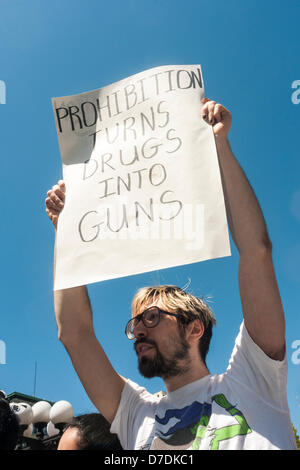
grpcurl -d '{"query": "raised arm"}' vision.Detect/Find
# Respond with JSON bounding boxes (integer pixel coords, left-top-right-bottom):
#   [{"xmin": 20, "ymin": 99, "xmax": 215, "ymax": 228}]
[
  {"xmin": 46, "ymin": 181, "xmax": 125, "ymax": 423},
  {"xmin": 202, "ymin": 99, "xmax": 285, "ymax": 360}
]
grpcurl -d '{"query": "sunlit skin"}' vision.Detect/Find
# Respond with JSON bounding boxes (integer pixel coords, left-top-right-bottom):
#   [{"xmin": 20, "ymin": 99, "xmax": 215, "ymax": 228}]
[
  {"xmin": 57, "ymin": 427, "xmax": 81, "ymax": 450},
  {"xmin": 132, "ymin": 300, "xmax": 210, "ymax": 393}
]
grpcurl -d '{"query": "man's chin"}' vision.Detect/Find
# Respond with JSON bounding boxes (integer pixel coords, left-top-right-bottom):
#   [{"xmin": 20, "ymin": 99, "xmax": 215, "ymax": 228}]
[{"xmin": 138, "ymin": 356, "xmax": 161, "ymax": 379}]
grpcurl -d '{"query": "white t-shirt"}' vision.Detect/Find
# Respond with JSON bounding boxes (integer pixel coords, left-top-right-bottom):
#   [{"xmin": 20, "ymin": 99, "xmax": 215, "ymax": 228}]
[{"xmin": 111, "ymin": 322, "xmax": 297, "ymax": 450}]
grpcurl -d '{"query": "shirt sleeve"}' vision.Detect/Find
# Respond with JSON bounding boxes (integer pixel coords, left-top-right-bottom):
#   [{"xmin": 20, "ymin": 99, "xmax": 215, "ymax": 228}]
[
  {"xmin": 110, "ymin": 379, "xmax": 159, "ymax": 450},
  {"xmin": 225, "ymin": 321, "xmax": 288, "ymax": 411}
]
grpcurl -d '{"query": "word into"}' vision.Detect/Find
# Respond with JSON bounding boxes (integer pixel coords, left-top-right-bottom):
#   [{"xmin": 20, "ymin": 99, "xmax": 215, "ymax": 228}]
[
  {"xmin": 0, "ymin": 340, "xmax": 6, "ymax": 364},
  {"xmin": 0, "ymin": 80, "xmax": 6, "ymax": 104}
]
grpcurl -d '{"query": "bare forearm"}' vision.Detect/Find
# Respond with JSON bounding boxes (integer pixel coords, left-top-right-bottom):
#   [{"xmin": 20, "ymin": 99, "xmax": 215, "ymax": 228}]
[
  {"xmin": 54, "ymin": 286, "xmax": 125, "ymax": 423},
  {"xmin": 53, "ymin": 230, "xmax": 94, "ymax": 341},
  {"xmin": 216, "ymin": 137, "xmax": 285, "ymax": 357},
  {"xmin": 215, "ymin": 136, "xmax": 271, "ymax": 254},
  {"xmin": 54, "ymin": 286, "xmax": 94, "ymax": 342}
]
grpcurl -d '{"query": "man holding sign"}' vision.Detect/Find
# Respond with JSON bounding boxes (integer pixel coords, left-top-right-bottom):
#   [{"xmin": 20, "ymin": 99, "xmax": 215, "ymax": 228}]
[{"xmin": 46, "ymin": 99, "xmax": 296, "ymax": 450}]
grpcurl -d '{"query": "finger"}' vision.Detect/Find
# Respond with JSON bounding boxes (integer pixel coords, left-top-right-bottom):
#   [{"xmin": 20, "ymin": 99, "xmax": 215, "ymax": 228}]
[
  {"xmin": 58, "ymin": 180, "xmax": 66, "ymax": 193},
  {"xmin": 46, "ymin": 207, "xmax": 59, "ymax": 218},
  {"xmin": 45, "ymin": 197, "xmax": 55, "ymax": 209},
  {"xmin": 51, "ymin": 214, "xmax": 58, "ymax": 229},
  {"xmin": 213, "ymin": 103, "xmax": 223, "ymax": 123},
  {"xmin": 45, "ymin": 203, "xmax": 59, "ymax": 214},
  {"xmin": 46, "ymin": 193, "xmax": 64, "ymax": 210},
  {"xmin": 48, "ymin": 186, "xmax": 65, "ymax": 206},
  {"xmin": 46, "ymin": 205, "xmax": 60, "ymax": 216},
  {"xmin": 46, "ymin": 181, "xmax": 66, "ymax": 198},
  {"xmin": 46, "ymin": 209, "xmax": 59, "ymax": 225},
  {"xmin": 54, "ymin": 187, "xmax": 66, "ymax": 202},
  {"xmin": 46, "ymin": 193, "xmax": 60, "ymax": 208},
  {"xmin": 46, "ymin": 208, "xmax": 58, "ymax": 226},
  {"xmin": 202, "ymin": 102, "xmax": 210, "ymax": 120},
  {"xmin": 217, "ymin": 104, "xmax": 231, "ymax": 123},
  {"xmin": 202, "ymin": 98, "xmax": 214, "ymax": 121},
  {"xmin": 53, "ymin": 183, "xmax": 66, "ymax": 201},
  {"xmin": 207, "ymin": 101, "xmax": 216, "ymax": 124}
]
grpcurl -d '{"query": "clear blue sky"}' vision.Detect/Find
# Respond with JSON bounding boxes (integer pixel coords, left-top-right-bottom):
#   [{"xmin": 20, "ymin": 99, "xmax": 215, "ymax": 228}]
[{"xmin": 0, "ymin": 0, "xmax": 299, "ymax": 434}]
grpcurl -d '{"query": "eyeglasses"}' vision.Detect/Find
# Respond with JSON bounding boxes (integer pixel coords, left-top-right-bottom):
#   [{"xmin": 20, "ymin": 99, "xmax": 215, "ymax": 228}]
[{"xmin": 125, "ymin": 306, "xmax": 180, "ymax": 340}]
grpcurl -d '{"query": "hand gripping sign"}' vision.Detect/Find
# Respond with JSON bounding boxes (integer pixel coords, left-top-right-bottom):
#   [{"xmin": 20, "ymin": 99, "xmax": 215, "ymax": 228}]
[{"xmin": 52, "ymin": 65, "xmax": 230, "ymax": 290}]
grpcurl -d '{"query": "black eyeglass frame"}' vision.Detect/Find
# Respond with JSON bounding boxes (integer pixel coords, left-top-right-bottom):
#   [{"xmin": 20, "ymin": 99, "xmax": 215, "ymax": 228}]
[{"xmin": 125, "ymin": 306, "xmax": 180, "ymax": 340}]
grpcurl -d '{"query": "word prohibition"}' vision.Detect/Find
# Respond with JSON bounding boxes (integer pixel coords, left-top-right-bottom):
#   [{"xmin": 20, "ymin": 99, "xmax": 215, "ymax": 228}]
[{"xmin": 55, "ymin": 68, "xmax": 203, "ymax": 133}]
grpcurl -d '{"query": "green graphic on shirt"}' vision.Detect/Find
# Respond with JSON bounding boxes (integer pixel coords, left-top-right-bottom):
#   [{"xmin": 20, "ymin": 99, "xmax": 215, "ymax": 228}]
[
  {"xmin": 190, "ymin": 414, "xmax": 210, "ymax": 450},
  {"xmin": 190, "ymin": 394, "xmax": 252, "ymax": 450}
]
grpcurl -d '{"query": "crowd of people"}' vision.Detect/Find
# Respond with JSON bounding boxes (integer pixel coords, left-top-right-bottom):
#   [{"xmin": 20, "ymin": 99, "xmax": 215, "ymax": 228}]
[
  {"xmin": 0, "ymin": 390, "xmax": 122, "ymax": 450},
  {"xmin": 1, "ymin": 99, "xmax": 297, "ymax": 450}
]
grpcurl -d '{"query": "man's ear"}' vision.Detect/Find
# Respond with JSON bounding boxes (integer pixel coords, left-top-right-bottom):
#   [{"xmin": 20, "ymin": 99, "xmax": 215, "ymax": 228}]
[{"xmin": 185, "ymin": 319, "xmax": 205, "ymax": 344}]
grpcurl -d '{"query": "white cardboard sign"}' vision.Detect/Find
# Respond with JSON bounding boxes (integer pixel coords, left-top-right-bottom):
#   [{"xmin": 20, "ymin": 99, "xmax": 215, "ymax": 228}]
[{"xmin": 52, "ymin": 65, "xmax": 230, "ymax": 290}]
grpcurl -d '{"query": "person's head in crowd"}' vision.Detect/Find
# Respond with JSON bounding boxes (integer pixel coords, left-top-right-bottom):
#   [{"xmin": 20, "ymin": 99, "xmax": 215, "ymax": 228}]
[
  {"xmin": 57, "ymin": 413, "xmax": 122, "ymax": 450},
  {"xmin": 0, "ymin": 392, "xmax": 20, "ymax": 450}
]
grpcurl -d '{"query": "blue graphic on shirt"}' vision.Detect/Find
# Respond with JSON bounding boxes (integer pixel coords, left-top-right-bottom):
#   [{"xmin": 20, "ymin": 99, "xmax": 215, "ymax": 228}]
[{"xmin": 155, "ymin": 401, "xmax": 212, "ymax": 437}]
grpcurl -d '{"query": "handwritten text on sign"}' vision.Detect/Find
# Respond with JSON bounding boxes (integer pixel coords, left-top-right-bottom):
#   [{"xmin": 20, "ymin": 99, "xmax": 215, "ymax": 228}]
[{"xmin": 52, "ymin": 65, "xmax": 230, "ymax": 289}]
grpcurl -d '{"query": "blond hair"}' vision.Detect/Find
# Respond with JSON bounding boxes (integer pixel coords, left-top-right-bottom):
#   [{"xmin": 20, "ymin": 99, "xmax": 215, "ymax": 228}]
[{"xmin": 131, "ymin": 285, "xmax": 216, "ymax": 365}]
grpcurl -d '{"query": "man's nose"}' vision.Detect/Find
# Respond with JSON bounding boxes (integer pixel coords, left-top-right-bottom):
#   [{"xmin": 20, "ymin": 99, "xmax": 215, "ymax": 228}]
[{"xmin": 133, "ymin": 320, "xmax": 148, "ymax": 339}]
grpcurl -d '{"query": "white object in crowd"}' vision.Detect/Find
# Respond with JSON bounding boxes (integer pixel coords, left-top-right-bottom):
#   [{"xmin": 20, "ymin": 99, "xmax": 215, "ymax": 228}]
[
  {"xmin": 31, "ymin": 401, "xmax": 51, "ymax": 423},
  {"xmin": 50, "ymin": 400, "xmax": 74, "ymax": 425}
]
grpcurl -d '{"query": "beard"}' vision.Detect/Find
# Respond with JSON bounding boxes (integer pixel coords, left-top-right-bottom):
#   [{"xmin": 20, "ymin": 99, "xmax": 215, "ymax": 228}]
[{"xmin": 134, "ymin": 331, "xmax": 190, "ymax": 380}]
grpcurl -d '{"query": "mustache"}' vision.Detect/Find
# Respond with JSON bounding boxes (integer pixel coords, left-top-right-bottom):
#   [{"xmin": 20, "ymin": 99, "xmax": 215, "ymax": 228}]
[{"xmin": 134, "ymin": 337, "xmax": 158, "ymax": 353}]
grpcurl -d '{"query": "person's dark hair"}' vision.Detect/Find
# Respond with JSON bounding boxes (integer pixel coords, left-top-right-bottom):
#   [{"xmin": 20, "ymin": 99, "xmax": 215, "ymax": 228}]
[
  {"xmin": 0, "ymin": 397, "xmax": 20, "ymax": 450},
  {"xmin": 66, "ymin": 413, "xmax": 122, "ymax": 450}
]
